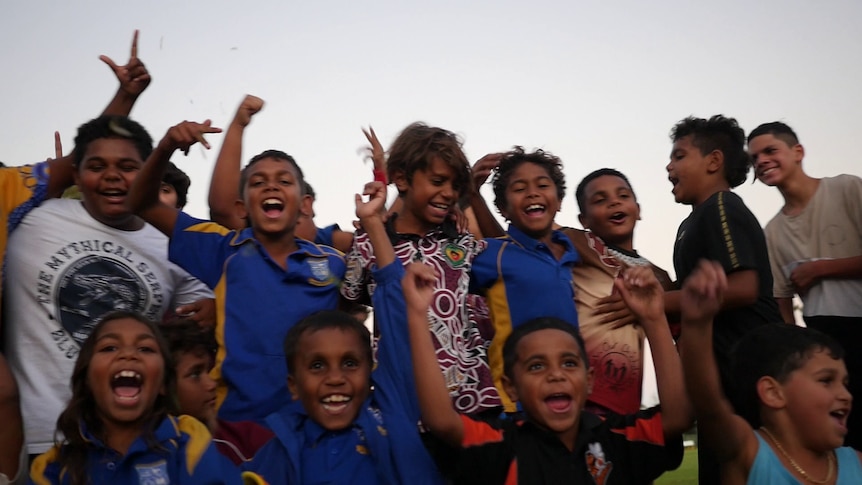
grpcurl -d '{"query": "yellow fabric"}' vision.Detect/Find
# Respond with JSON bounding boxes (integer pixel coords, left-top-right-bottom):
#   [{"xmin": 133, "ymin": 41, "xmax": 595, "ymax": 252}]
[
  {"xmin": 27, "ymin": 445, "xmax": 59, "ymax": 485},
  {"xmin": 176, "ymin": 415, "xmax": 213, "ymax": 476}
]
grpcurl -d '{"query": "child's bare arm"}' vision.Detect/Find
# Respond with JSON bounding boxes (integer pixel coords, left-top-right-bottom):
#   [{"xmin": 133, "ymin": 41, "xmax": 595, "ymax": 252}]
[
  {"xmin": 356, "ymin": 181, "xmax": 394, "ymax": 268},
  {"xmin": 403, "ymin": 263, "xmax": 464, "ymax": 447},
  {"xmin": 614, "ymin": 267, "xmax": 692, "ymax": 437},
  {"xmin": 208, "ymin": 95, "xmax": 263, "ymax": 229},
  {"xmin": 468, "ymin": 153, "xmax": 506, "ymax": 239},
  {"xmin": 678, "ymin": 260, "xmax": 758, "ymax": 467},
  {"xmin": 128, "ymin": 121, "xmax": 222, "ymax": 236}
]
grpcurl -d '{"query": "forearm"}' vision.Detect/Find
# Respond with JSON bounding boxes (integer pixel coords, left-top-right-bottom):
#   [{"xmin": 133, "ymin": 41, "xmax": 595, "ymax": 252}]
[
  {"xmin": 102, "ymin": 89, "xmax": 138, "ymax": 117},
  {"xmin": 468, "ymin": 191, "xmax": 504, "ymax": 238},
  {"xmin": 642, "ymin": 316, "xmax": 692, "ymax": 436},
  {"xmin": 777, "ymin": 298, "xmax": 795, "ymax": 324},
  {"xmin": 362, "ymin": 217, "xmax": 395, "ymax": 269},
  {"xmin": 407, "ymin": 305, "xmax": 463, "ymax": 446},
  {"xmin": 816, "ymin": 256, "xmax": 862, "ymax": 280},
  {"xmin": 129, "ymin": 144, "xmax": 172, "ymax": 213},
  {"xmin": 209, "ymin": 121, "xmax": 244, "ymax": 229}
]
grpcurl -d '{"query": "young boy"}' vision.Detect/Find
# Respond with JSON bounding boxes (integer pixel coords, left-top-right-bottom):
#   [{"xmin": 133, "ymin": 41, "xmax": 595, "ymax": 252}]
[
  {"xmin": 160, "ymin": 161, "xmax": 191, "ymax": 209},
  {"xmin": 160, "ymin": 319, "xmax": 273, "ymax": 465},
  {"xmin": 679, "ymin": 259, "xmax": 862, "ymax": 483},
  {"xmin": 127, "ymin": 117, "xmax": 346, "ymax": 424},
  {"xmin": 468, "ymin": 147, "xmax": 580, "ymax": 412},
  {"xmin": 242, "ymin": 264, "xmax": 444, "ymax": 484},
  {"xmin": 404, "ymin": 260, "xmax": 690, "ymax": 484},
  {"xmin": 665, "ymin": 114, "xmax": 782, "ymax": 484},
  {"xmin": 749, "ymin": 121, "xmax": 862, "ymax": 448},
  {"xmin": 562, "ymin": 168, "xmax": 675, "ymax": 415}
]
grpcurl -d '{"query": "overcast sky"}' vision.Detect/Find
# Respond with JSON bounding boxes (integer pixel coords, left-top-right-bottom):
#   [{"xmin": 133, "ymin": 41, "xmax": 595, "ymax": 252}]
[{"xmin": 3, "ymin": 0, "xmax": 860, "ymax": 278}]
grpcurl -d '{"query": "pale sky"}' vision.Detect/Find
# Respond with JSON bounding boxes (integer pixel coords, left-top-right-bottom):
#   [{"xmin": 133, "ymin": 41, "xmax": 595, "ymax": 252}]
[{"xmin": 2, "ymin": 0, "xmax": 860, "ymax": 278}]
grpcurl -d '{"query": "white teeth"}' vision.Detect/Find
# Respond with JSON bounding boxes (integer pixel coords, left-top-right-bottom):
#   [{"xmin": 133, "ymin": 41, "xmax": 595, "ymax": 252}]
[
  {"xmin": 113, "ymin": 370, "xmax": 141, "ymax": 380},
  {"xmin": 322, "ymin": 395, "xmax": 351, "ymax": 403},
  {"xmin": 431, "ymin": 203, "xmax": 449, "ymax": 209},
  {"xmin": 526, "ymin": 204, "xmax": 544, "ymax": 211}
]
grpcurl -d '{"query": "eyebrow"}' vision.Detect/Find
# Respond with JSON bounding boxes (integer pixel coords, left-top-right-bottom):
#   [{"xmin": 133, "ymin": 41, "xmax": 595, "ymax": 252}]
[{"xmin": 96, "ymin": 332, "xmax": 157, "ymax": 343}]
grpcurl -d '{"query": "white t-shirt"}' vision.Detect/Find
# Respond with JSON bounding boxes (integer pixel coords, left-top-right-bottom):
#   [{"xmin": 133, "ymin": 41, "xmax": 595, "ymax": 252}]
[
  {"xmin": 765, "ymin": 174, "xmax": 862, "ymax": 317},
  {"xmin": 2, "ymin": 199, "xmax": 213, "ymax": 454}
]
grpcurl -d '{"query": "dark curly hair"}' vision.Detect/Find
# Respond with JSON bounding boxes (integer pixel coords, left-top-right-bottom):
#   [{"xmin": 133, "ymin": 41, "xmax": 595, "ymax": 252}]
[
  {"xmin": 53, "ymin": 311, "xmax": 176, "ymax": 485},
  {"xmin": 162, "ymin": 161, "xmax": 191, "ymax": 209},
  {"xmin": 670, "ymin": 115, "xmax": 750, "ymax": 188},
  {"xmin": 747, "ymin": 121, "xmax": 800, "ymax": 147},
  {"xmin": 491, "ymin": 146, "xmax": 566, "ymax": 215},
  {"xmin": 283, "ymin": 310, "xmax": 372, "ymax": 376},
  {"xmin": 386, "ymin": 122, "xmax": 473, "ymax": 201},
  {"xmin": 73, "ymin": 115, "xmax": 153, "ymax": 168},
  {"xmin": 503, "ymin": 317, "xmax": 587, "ymax": 381}
]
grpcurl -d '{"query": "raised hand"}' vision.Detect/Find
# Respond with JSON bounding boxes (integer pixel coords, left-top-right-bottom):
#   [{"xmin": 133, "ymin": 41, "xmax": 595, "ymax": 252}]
[
  {"xmin": 613, "ymin": 266, "xmax": 665, "ymax": 324},
  {"xmin": 402, "ymin": 262, "xmax": 437, "ymax": 314},
  {"xmin": 47, "ymin": 131, "xmax": 62, "ymax": 161},
  {"xmin": 355, "ymin": 181, "xmax": 387, "ymax": 221},
  {"xmin": 593, "ymin": 293, "xmax": 638, "ymax": 329},
  {"xmin": 472, "ymin": 153, "xmax": 504, "ymax": 189},
  {"xmin": 234, "ymin": 95, "xmax": 264, "ymax": 127},
  {"xmin": 100, "ymin": 30, "xmax": 151, "ymax": 97},
  {"xmin": 362, "ymin": 126, "xmax": 385, "ymax": 167},
  {"xmin": 680, "ymin": 259, "xmax": 726, "ymax": 325},
  {"xmin": 158, "ymin": 120, "xmax": 223, "ymax": 156}
]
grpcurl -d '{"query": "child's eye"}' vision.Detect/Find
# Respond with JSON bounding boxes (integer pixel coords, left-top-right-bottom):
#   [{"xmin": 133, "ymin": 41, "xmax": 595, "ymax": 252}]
[
  {"xmin": 527, "ymin": 362, "xmax": 545, "ymax": 371},
  {"xmin": 280, "ymin": 179, "xmax": 292, "ymax": 186},
  {"xmin": 251, "ymin": 180, "xmax": 264, "ymax": 187},
  {"xmin": 562, "ymin": 359, "xmax": 579, "ymax": 368},
  {"xmin": 98, "ymin": 345, "xmax": 117, "ymax": 353},
  {"xmin": 121, "ymin": 164, "xmax": 140, "ymax": 172},
  {"xmin": 344, "ymin": 359, "xmax": 359, "ymax": 369},
  {"xmin": 310, "ymin": 361, "xmax": 324, "ymax": 371},
  {"xmin": 138, "ymin": 346, "xmax": 157, "ymax": 354}
]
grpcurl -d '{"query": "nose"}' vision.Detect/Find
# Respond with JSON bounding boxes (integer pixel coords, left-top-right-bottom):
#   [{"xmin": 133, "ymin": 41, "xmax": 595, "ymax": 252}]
[
  {"xmin": 441, "ymin": 182, "xmax": 456, "ymax": 201},
  {"xmin": 665, "ymin": 160, "xmax": 673, "ymax": 173},
  {"xmin": 325, "ymin": 368, "xmax": 347, "ymax": 386},
  {"xmin": 202, "ymin": 372, "xmax": 217, "ymax": 392},
  {"xmin": 103, "ymin": 165, "xmax": 122, "ymax": 181},
  {"xmin": 546, "ymin": 365, "xmax": 565, "ymax": 381}
]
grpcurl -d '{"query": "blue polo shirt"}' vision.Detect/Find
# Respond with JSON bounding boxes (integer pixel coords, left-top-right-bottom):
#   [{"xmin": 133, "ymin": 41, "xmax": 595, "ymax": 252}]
[
  {"xmin": 243, "ymin": 262, "xmax": 444, "ymax": 485},
  {"xmin": 470, "ymin": 225, "xmax": 580, "ymax": 411},
  {"xmin": 29, "ymin": 415, "xmax": 262, "ymax": 485},
  {"xmin": 170, "ymin": 212, "xmax": 345, "ymax": 423}
]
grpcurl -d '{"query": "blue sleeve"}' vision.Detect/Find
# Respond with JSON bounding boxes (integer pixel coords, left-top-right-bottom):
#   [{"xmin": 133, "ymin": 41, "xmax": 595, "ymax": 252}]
[
  {"xmin": 369, "ymin": 261, "xmax": 422, "ymax": 420},
  {"xmin": 469, "ymin": 239, "xmax": 500, "ymax": 293},
  {"xmin": 169, "ymin": 211, "xmax": 236, "ymax": 288},
  {"xmin": 242, "ymin": 438, "xmax": 294, "ymax": 484}
]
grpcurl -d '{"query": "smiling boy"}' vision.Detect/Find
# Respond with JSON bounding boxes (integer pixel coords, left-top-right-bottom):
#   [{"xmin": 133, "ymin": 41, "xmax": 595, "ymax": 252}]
[
  {"xmin": 406, "ymin": 262, "xmax": 690, "ymax": 484},
  {"xmin": 128, "ymin": 118, "xmax": 346, "ymax": 424}
]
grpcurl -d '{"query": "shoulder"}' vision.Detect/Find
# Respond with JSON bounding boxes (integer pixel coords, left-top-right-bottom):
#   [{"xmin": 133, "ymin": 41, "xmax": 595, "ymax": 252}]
[
  {"xmin": 28, "ymin": 445, "xmax": 63, "ymax": 485},
  {"xmin": 174, "ymin": 415, "xmax": 216, "ymax": 473}
]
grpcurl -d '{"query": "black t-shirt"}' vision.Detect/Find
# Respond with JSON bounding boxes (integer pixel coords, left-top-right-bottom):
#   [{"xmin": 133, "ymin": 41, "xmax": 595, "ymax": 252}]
[{"xmin": 673, "ymin": 191, "xmax": 781, "ymax": 380}]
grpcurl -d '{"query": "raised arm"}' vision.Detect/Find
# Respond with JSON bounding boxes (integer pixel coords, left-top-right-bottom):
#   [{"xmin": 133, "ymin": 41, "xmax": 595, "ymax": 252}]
[
  {"xmin": 127, "ymin": 121, "xmax": 222, "ymax": 236},
  {"xmin": 677, "ymin": 260, "xmax": 758, "ymax": 465},
  {"xmin": 403, "ymin": 263, "xmax": 464, "ymax": 447},
  {"xmin": 48, "ymin": 30, "xmax": 151, "ymax": 198},
  {"xmin": 467, "ymin": 153, "xmax": 506, "ymax": 239},
  {"xmin": 209, "ymin": 95, "xmax": 263, "ymax": 229},
  {"xmin": 614, "ymin": 267, "xmax": 692, "ymax": 437},
  {"xmin": 355, "ymin": 181, "xmax": 394, "ymax": 268}
]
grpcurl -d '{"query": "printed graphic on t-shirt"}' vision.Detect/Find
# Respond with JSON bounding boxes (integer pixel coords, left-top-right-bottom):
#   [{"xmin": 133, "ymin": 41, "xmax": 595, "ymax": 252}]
[
  {"xmin": 37, "ymin": 239, "xmax": 165, "ymax": 359},
  {"xmin": 135, "ymin": 460, "xmax": 169, "ymax": 485}
]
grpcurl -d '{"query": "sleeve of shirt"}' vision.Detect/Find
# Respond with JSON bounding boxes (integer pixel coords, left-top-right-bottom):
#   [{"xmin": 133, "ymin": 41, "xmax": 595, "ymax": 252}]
[
  {"xmin": 340, "ymin": 231, "xmax": 373, "ymax": 304},
  {"xmin": 169, "ymin": 211, "xmax": 236, "ymax": 288},
  {"xmin": 606, "ymin": 406, "xmax": 684, "ymax": 480},
  {"xmin": 2, "ymin": 162, "xmax": 50, "ymax": 232},
  {"xmin": 27, "ymin": 446, "xmax": 62, "ymax": 485},
  {"xmin": 699, "ymin": 193, "xmax": 761, "ymax": 274},
  {"xmin": 765, "ymin": 222, "xmax": 795, "ymax": 298},
  {"xmin": 838, "ymin": 174, "xmax": 862, "ymax": 242},
  {"xmin": 176, "ymin": 415, "xmax": 263, "ymax": 485},
  {"xmin": 469, "ymin": 238, "xmax": 499, "ymax": 293},
  {"xmin": 369, "ymin": 261, "xmax": 421, "ymax": 419}
]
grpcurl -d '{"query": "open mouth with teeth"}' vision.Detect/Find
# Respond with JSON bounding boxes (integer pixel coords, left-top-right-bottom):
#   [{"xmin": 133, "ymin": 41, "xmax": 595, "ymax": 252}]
[
  {"xmin": 525, "ymin": 204, "xmax": 546, "ymax": 217},
  {"xmin": 544, "ymin": 393, "xmax": 573, "ymax": 413},
  {"xmin": 609, "ymin": 211, "xmax": 626, "ymax": 223},
  {"xmin": 111, "ymin": 370, "xmax": 143, "ymax": 403},
  {"xmin": 321, "ymin": 394, "xmax": 352, "ymax": 414},
  {"xmin": 262, "ymin": 198, "xmax": 285, "ymax": 218},
  {"xmin": 100, "ymin": 189, "xmax": 127, "ymax": 201},
  {"xmin": 830, "ymin": 408, "xmax": 850, "ymax": 428}
]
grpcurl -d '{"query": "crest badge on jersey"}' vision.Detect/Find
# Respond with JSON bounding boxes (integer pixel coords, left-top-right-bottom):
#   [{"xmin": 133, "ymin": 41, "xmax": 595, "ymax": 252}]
[
  {"xmin": 585, "ymin": 442, "xmax": 613, "ymax": 485},
  {"xmin": 308, "ymin": 257, "xmax": 334, "ymax": 285},
  {"xmin": 443, "ymin": 244, "xmax": 467, "ymax": 268},
  {"xmin": 135, "ymin": 460, "xmax": 169, "ymax": 485}
]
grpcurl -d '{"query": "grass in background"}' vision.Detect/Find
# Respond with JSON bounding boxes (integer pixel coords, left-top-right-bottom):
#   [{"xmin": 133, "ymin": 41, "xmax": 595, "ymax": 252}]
[{"xmin": 655, "ymin": 448, "xmax": 698, "ymax": 485}]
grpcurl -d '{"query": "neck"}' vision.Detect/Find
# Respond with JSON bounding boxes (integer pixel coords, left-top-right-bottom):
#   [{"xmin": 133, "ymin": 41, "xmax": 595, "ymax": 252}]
[
  {"xmin": 103, "ymin": 423, "xmax": 143, "ymax": 456},
  {"xmin": 777, "ymin": 174, "xmax": 820, "ymax": 214},
  {"xmin": 692, "ymin": 182, "xmax": 731, "ymax": 209},
  {"xmin": 760, "ymin": 426, "xmax": 835, "ymax": 484},
  {"xmin": 393, "ymin": 211, "xmax": 434, "ymax": 236},
  {"xmin": 255, "ymin": 231, "xmax": 299, "ymax": 266}
]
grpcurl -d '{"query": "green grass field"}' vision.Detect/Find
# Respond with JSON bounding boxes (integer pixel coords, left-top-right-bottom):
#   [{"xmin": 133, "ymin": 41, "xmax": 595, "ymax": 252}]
[{"xmin": 655, "ymin": 448, "xmax": 698, "ymax": 485}]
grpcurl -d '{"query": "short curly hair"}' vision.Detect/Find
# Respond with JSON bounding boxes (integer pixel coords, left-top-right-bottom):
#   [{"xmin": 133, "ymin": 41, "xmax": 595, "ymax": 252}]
[
  {"xmin": 73, "ymin": 115, "xmax": 153, "ymax": 168},
  {"xmin": 491, "ymin": 146, "xmax": 566, "ymax": 215},
  {"xmin": 670, "ymin": 115, "xmax": 750, "ymax": 188}
]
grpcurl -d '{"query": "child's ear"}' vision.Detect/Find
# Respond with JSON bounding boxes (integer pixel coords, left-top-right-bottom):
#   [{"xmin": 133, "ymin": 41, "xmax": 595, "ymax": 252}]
[
  {"xmin": 757, "ymin": 376, "xmax": 786, "ymax": 409},
  {"xmin": 793, "ymin": 144, "xmax": 805, "ymax": 164},
  {"xmin": 636, "ymin": 202, "xmax": 642, "ymax": 221},
  {"xmin": 578, "ymin": 213, "xmax": 588, "ymax": 229},
  {"xmin": 235, "ymin": 199, "xmax": 248, "ymax": 220},
  {"xmin": 286, "ymin": 375, "xmax": 299, "ymax": 400},
  {"xmin": 706, "ymin": 149, "xmax": 724, "ymax": 175},
  {"xmin": 392, "ymin": 170, "xmax": 409, "ymax": 194},
  {"xmin": 501, "ymin": 374, "xmax": 519, "ymax": 404},
  {"xmin": 300, "ymin": 194, "xmax": 314, "ymax": 218}
]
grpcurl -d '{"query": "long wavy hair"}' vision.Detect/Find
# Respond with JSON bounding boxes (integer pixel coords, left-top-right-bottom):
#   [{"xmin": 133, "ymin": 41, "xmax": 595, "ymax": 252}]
[{"xmin": 53, "ymin": 311, "xmax": 177, "ymax": 485}]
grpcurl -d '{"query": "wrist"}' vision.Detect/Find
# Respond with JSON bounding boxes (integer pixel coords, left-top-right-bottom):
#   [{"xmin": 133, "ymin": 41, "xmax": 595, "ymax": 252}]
[{"xmin": 372, "ymin": 169, "xmax": 387, "ymax": 184}]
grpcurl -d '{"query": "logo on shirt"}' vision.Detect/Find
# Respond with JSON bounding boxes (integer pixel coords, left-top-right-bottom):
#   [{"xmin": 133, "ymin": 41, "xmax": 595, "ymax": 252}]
[
  {"xmin": 135, "ymin": 460, "xmax": 169, "ymax": 485},
  {"xmin": 308, "ymin": 257, "xmax": 335, "ymax": 285},
  {"xmin": 585, "ymin": 442, "xmax": 613, "ymax": 485},
  {"xmin": 443, "ymin": 244, "xmax": 466, "ymax": 268}
]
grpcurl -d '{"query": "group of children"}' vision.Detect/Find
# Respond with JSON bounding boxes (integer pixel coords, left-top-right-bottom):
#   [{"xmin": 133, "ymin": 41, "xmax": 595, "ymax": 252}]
[{"xmin": 0, "ymin": 30, "xmax": 860, "ymax": 485}]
